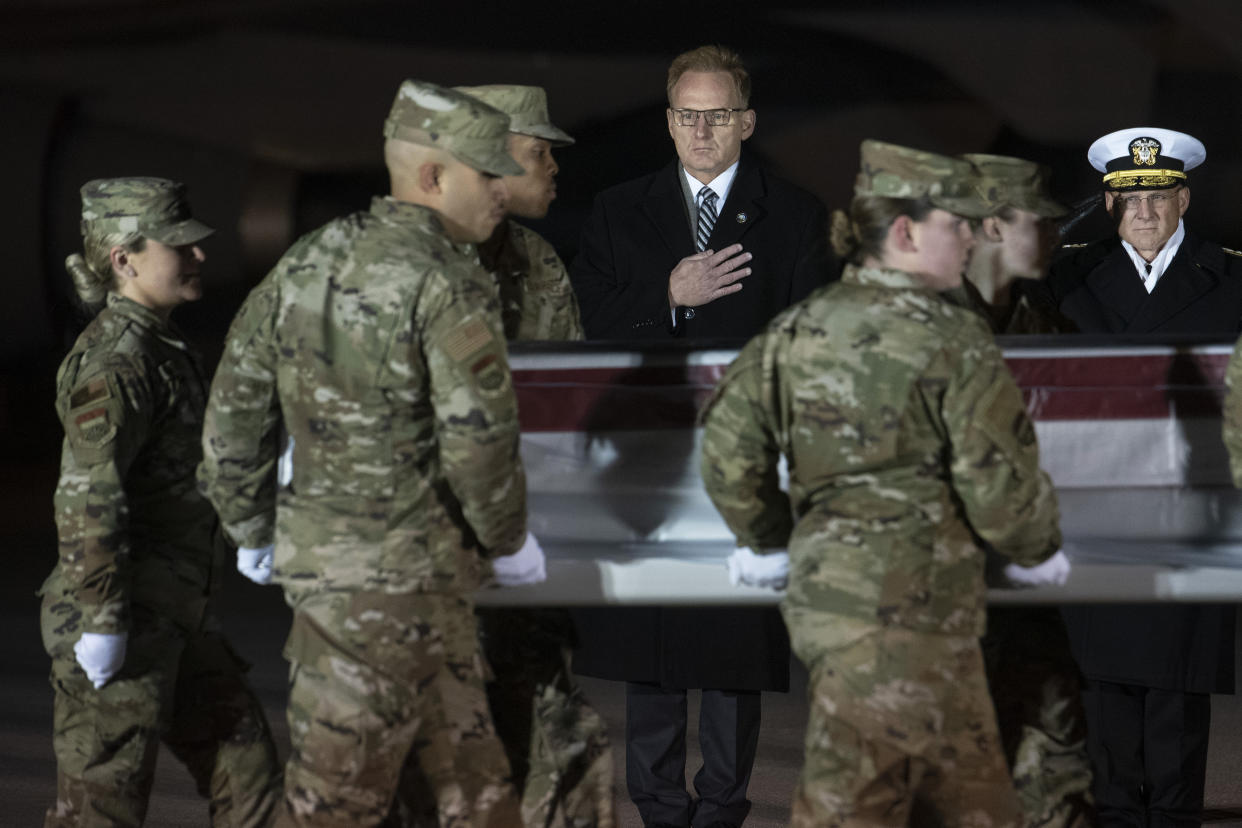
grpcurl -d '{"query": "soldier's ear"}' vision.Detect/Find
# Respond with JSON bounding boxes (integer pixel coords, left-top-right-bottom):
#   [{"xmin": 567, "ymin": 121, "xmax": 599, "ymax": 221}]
[
  {"xmin": 889, "ymin": 214, "xmax": 917, "ymax": 253},
  {"xmin": 418, "ymin": 161, "xmax": 443, "ymax": 194},
  {"xmin": 109, "ymin": 246, "xmax": 136, "ymax": 279},
  {"xmin": 981, "ymin": 216, "xmax": 1004, "ymax": 242}
]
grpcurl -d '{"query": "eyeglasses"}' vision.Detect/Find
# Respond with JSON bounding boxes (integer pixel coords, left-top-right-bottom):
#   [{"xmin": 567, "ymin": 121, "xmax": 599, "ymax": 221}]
[
  {"xmin": 1116, "ymin": 191, "xmax": 1178, "ymax": 210},
  {"xmin": 669, "ymin": 108, "xmax": 745, "ymax": 127}
]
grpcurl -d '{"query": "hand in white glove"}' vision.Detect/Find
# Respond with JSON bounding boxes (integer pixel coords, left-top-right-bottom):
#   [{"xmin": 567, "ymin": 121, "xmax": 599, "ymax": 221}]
[
  {"xmin": 726, "ymin": 547, "xmax": 790, "ymax": 590},
  {"xmin": 237, "ymin": 545, "xmax": 275, "ymax": 585},
  {"xmin": 277, "ymin": 436, "xmax": 294, "ymax": 487},
  {"xmin": 1003, "ymin": 550, "xmax": 1072, "ymax": 588},
  {"xmin": 74, "ymin": 631, "xmax": 127, "ymax": 689},
  {"xmin": 491, "ymin": 532, "xmax": 547, "ymax": 586}
]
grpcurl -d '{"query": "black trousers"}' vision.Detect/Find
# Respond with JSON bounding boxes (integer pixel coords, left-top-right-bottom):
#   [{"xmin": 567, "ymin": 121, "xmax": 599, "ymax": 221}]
[
  {"xmin": 625, "ymin": 682, "xmax": 761, "ymax": 828},
  {"xmin": 1081, "ymin": 679, "xmax": 1211, "ymax": 828}
]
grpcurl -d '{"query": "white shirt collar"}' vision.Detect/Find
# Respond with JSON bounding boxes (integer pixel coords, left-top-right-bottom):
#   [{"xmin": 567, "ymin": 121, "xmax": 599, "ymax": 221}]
[
  {"xmin": 683, "ymin": 161, "xmax": 739, "ymax": 206},
  {"xmin": 1121, "ymin": 219, "xmax": 1184, "ymax": 293}
]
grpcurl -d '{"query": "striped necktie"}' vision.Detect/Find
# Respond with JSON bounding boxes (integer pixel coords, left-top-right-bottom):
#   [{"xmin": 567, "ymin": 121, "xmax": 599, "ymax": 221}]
[{"xmin": 696, "ymin": 188, "xmax": 718, "ymax": 252}]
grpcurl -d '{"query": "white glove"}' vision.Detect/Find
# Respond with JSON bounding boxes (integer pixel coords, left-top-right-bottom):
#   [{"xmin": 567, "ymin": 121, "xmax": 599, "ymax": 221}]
[
  {"xmin": 74, "ymin": 631, "xmax": 127, "ymax": 689},
  {"xmin": 726, "ymin": 547, "xmax": 790, "ymax": 590},
  {"xmin": 491, "ymin": 532, "xmax": 547, "ymax": 586},
  {"xmin": 1003, "ymin": 550, "xmax": 1072, "ymax": 588},
  {"xmin": 277, "ymin": 436, "xmax": 294, "ymax": 487},
  {"xmin": 237, "ymin": 544, "xmax": 275, "ymax": 585}
]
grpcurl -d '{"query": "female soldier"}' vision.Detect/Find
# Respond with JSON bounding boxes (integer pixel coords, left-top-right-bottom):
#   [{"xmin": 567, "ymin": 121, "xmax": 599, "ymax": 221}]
[
  {"xmin": 700, "ymin": 142, "xmax": 1063, "ymax": 827},
  {"xmin": 40, "ymin": 177, "xmax": 280, "ymax": 827}
]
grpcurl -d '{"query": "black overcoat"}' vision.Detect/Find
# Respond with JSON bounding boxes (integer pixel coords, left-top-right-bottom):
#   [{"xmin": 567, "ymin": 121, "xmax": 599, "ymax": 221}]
[
  {"xmin": 570, "ymin": 155, "xmax": 831, "ymax": 341},
  {"xmin": 1049, "ymin": 232, "xmax": 1242, "ymax": 335},
  {"xmin": 1049, "ymin": 231, "xmax": 1240, "ymax": 694},
  {"xmin": 568, "ymin": 153, "xmax": 833, "ymax": 690}
]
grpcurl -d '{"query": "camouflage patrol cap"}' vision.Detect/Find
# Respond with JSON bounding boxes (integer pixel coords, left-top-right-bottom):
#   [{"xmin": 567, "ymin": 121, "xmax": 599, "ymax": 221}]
[
  {"xmin": 383, "ymin": 79, "xmax": 525, "ymax": 177},
  {"xmin": 79, "ymin": 177, "xmax": 214, "ymax": 245},
  {"xmin": 855, "ymin": 140, "xmax": 991, "ymax": 219},
  {"xmin": 963, "ymin": 153, "xmax": 1068, "ymax": 219},
  {"xmin": 454, "ymin": 84, "xmax": 575, "ymax": 147}
]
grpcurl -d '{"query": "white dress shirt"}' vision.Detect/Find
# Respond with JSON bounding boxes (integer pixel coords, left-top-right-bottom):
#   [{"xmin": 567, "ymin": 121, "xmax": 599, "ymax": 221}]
[{"xmin": 683, "ymin": 162, "xmax": 740, "ymax": 212}]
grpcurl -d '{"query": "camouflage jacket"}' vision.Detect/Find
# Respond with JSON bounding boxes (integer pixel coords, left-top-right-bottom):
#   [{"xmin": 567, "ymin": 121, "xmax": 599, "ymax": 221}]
[
  {"xmin": 50, "ymin": 293, "xmax": 221, "ymax": 635},
  {"xmin": 700, "ymin": 264, "xmax": 1061, "ymax": 647},
  {"xmin": 477, "ymin": 219, "xmax": 584, "ymax": 342},
  {"xmin": 1224, "ymin": 339, "xmax": 1242, "ymax": 487},
  {"xmin": 946, "ymin": 276, "xmax": 1077, "ymax": 336},
  {"xmin": 199, "ymin": 197, "xmax": 526, "ymax": 595}
]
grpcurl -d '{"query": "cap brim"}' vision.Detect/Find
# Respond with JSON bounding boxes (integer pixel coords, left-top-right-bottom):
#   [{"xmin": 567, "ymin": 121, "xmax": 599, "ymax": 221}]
[
  {"xmin": 1105, "ymin": 176, "xmax": 1187, "ymax": 192},
  {"xmin": 146, "ymin": 218, "xmax": 215, "ymax": 246},
  {"xmin": 1005, "ymin": 193, "xmax": 1070, "ymax": 219},
  {"xmin": 516, "ymin": 124, "xmax": 575, "ymax": 147},
  {"xmin": 454, "ymin": 149, "xmax": 526, "ymax": 178},
  {"xmin": 932, "ymin": 194, "xmax": 992, "ymax": 220},
  {"xmin": 1028, "ymin": 196, "xmax": 1069, "ymax": 219}
]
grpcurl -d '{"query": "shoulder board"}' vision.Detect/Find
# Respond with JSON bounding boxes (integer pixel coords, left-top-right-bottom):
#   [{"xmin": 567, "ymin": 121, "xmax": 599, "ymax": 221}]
[
  {"xmin": 1061, "ymin": 243, "xmax": 1089, "ymax": 249},
  {"xmin": 1223, "ymin": 247, "xmax": 1242, "ymax": 258}
]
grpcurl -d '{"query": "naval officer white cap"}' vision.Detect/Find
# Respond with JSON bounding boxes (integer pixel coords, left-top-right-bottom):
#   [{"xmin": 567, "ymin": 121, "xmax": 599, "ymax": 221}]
[{"xmin": 1087, "ymin": 127, "xmax": 1204, "ymax": 190}]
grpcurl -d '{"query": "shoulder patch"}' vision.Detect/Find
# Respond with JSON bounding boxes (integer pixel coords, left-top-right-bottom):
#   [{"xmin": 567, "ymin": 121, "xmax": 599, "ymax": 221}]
[
  {"xmin": 68, "ymin": 403, "xmax": 118, "ymax": 451},
  {"xmin": 442, "ymin": 317, "xmax": 495, "ymax": 362},
  {"xmin": 470, "ymin": 352, "xmax": 506, "ymax": 392},
  {"xmin": 68, "ymin": 376, "xmax": 111, "ymax": 411}
]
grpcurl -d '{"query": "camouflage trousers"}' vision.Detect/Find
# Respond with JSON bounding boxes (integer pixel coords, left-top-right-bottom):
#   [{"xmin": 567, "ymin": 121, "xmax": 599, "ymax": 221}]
[
  {"xmin": 982, "ymin": 607, "xmax": 1095, "ymax": 828},
  {"xmin": 277, "ymin": 589, "xmax": 521, "ymax": 828},
  {"xmin": 478, "ymin": 608, "xmax": 614, "ymax": 828},
  {"xmin": 40, "ymin": 581, "xmax": 281, "ymax": 828},
  {"xmin": 789, "ymin": 623, "xmax": 1021, "ymax": 828}
]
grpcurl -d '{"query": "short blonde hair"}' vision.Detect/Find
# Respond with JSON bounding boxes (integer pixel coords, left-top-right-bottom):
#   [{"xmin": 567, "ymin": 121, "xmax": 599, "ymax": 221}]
[{"xmin": 666, "ymin": 44, "xmax": 751, "ymax": 108}]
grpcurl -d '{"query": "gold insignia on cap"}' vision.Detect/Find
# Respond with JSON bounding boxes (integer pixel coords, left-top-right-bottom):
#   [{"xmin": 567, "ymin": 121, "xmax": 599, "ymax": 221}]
[{"xmin": 1130, "ymin": 137, "xmax": 1161, "ymax": 167}]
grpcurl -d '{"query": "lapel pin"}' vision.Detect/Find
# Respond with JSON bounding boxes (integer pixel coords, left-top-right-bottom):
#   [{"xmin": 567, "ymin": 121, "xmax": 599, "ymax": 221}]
[{"xmin": 735, "ymin": 212, "xmax": 748, "ymax": 224}]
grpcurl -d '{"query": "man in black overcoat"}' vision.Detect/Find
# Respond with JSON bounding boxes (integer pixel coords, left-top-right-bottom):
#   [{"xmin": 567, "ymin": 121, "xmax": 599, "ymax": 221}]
[
  {"xmin": 1047, "ymin": 126, "xmax": 1239, "ymax": 828},
  {"xmin": 569, "ymin": 45, "xmax": 832, "ymax": 828}
]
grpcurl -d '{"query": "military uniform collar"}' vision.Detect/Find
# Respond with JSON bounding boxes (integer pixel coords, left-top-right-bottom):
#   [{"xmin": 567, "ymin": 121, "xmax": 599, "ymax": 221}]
[
  {"xmin": 371, "ymin": 195, "xmax": 443, "ymax": 229},
  {"xmin": 104, "ymin": 291, "xmax": 189, "ymax": 349},
  {"xmin": 842, "ymin": 263, "xmax": 934, "ymax": 291},
  {"xmin": 371, "ymin": 196, "xmax": 478, "ymax": 255}
]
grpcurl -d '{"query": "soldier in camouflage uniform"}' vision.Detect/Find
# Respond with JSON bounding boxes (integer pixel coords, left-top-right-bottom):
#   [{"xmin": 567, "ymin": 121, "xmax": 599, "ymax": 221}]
[
  {"xmin": 456, "ymin": 84, "xmax": 613, "ymax": 828},
  {"xmin": 1223, "ymin": 346, "xmax": 1242, "ymax": 493},
  {"xmin": 956, "ymin": 156, "xmax": 1095, "ymax": 828},
  {"xmin": 699, "ymin": 141, "xmax": 1063, "ymax": 827},
  {"xmin": 198, "ymin": 81, "xmax": 541, "ymax": 827},
  {"xmin": 955, "ymin": 154, "xmax": 1077, "ymax": 336},
  {"xmin": 456, "ymin": 84, "xmax": 584, "ymax": 342},
  {"xmin": 40, "ymin": 177, "xmax": 281, "ymax": 827}
]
